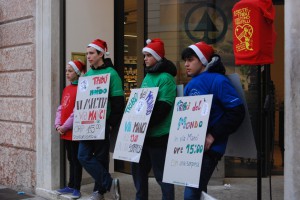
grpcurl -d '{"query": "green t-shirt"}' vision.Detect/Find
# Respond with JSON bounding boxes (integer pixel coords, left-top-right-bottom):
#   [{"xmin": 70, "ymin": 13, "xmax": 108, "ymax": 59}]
[
  {"xmin": 141, "ymin": 72, "xmax": 176, "ymax": 137},
  {"xmin": 85, "ymin": 66, "xmax": 124, "ymax": 118}
]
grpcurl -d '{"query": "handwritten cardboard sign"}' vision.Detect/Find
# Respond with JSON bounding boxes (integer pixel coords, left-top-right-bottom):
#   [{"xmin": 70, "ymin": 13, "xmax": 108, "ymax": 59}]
[
  {"xmin": 113, "ymin": 87, "xmax": 159, "ymax": 162},
  {"xmin": 163, "ymin": 95, "xmax": 213, "ymax": 188},
  {"xmin": 72, "ymin": 74, "xmax": 110, "ymax": 140}
]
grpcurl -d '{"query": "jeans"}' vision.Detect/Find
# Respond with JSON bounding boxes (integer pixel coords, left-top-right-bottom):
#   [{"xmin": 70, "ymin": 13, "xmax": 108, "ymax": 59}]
[
  {"xmin": 78, "ymin": 139, "xmax": 112, "ymax": 194},
  {"xmin": 65, "ymin": 140, "xmax": 82, "ymax": 190},
  {"xmin": 184, "ymin": 151, "xmax": 221, "ymax": 200},
  {"xmin": 131, "ymin": 144, "xmax": 174, "ymax": 200}
]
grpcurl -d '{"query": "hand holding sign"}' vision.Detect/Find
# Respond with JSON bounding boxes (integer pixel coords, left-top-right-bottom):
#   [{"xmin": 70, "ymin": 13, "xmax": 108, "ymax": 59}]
[
  {"xmin": 73, "ymin": 74, "xmax": 110, "ymax": 140},
  {"xmin": 163, "ymin": 95, "xmax": 213, "ymax": 188},
  {"xmin": 113, "ymin": 88, "xmax": 159, "ymax": 162}
]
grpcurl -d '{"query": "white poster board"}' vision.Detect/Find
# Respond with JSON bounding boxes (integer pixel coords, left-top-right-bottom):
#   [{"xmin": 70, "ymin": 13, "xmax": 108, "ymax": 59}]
[
  {"xmin": 201, "ymin": 191, "xmax": 218, "ymax": 200},
  {"xmin": 163, "ymin": 95, "xmax": 213, "ymax": 188},
  {"xmin": 113, "ymin": 87, "xmax": 159, "ymax": 163},
  {"xmin": 72, "ymin": 74, "xmax": 110, "ymax": 140}
]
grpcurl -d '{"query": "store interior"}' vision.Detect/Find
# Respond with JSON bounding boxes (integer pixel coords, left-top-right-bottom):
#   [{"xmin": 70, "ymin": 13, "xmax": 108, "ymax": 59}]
[{"xmin": 116, "ymin": 0, "xmax": 284, "ymax": 177}]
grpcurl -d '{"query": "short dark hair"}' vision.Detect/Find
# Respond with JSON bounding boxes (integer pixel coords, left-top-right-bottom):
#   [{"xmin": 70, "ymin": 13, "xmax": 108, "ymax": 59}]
[
  {"xmin": 96, "ymin": 49, "xmax": 105, "ymax": 59},
  {"xmin": 181, "ymin": 47, "xmax": 198, "ymax": 60}
]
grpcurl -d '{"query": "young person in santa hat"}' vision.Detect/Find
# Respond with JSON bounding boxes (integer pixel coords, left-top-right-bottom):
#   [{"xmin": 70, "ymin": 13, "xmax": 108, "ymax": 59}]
[
  {"xmin": 131, "ymin": 38, "xmax": 177, "ymax": 200},
  {"xmin": 181, "ymin": 41, "xmax": 245, "ymax": 199},
  {"xmin": 77, "ymin": 38, "xmax": 124, "ymax": 200},
  {"xmin": 54, "ymin": 60, "xmax": 86, "ymax": 199}
]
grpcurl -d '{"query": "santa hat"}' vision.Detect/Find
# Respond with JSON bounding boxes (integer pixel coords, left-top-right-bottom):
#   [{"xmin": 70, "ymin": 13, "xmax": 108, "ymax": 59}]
[
  {"xmin": 189, "ymin": 42, "xmax": 214, "ymax": 66},
  {"xmin": 142, "ymin": 38, "xmax": 165, "ymax": 61},
  {"xmin": 88, "ymin": 39, "xmax": 110, "ymax": 56},
  {"xmin": 68, "ymin": 60, "xmax": 86, "ymax": 75}
]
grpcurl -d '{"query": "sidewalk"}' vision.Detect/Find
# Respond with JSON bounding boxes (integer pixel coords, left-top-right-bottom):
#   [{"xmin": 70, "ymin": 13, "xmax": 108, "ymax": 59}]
[
  {"xmin": 0, "ymin": 185, "xmax": 46, "ymax": 200},
  {"xmin": 0, "ymin": 173, "xmax": 283, "ymax": 200}
]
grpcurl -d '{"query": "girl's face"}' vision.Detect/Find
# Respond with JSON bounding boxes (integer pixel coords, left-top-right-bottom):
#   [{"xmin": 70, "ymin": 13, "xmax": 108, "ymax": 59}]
[
  {"xmin": 66, "ymin": 64, "xmax": 78, "ymax": 82},
  {"xmin": 143, "ymin": 52, "xmax": 157, "ymax": 67},
  {"xmin": 184, "ymin": 55, "xmax": 205, "ymax": 77}
]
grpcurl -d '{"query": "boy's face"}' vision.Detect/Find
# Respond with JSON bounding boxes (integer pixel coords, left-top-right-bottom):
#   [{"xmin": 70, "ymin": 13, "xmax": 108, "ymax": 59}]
[
  {"xmin": 86, "ymin": 47, "xmax": 103, "ymax": 66},
  {"xmin": 143, "ymin": 52, "xmax": 157, "ymax": 67},
  {"xmin": 184, "ymin": 55, "xmax": 205, "ymax": 77},
  {"xmin": 66, "ymin": 64, "xmax": 78, "ymax": 82}
]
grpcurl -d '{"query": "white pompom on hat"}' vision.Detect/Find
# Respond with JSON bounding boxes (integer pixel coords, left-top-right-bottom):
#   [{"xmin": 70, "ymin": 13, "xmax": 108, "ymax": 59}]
[
  {"xmin": 68, "ymin": 60, "xmax": 86, "ymax": 75},
  {"xmin": 88, "ymin": 39, "xmax": 110, "ymax": 56},
  {"xmin": 142, "ymin": 38, "xmax": 165, "ymax": 61},
  {"xmin": 189, "ymin": 41, "xmax": 214, "ymax": 66}
]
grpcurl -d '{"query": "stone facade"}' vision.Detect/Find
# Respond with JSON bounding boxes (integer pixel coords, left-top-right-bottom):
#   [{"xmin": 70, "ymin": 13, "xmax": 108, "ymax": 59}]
[
  {"xmin": 0, "ymin": 0, "xmax": 36, "ymax": 191},
  {"xmin": 284, "ymin": 1, "xmax": 300, "ymax": 199}
]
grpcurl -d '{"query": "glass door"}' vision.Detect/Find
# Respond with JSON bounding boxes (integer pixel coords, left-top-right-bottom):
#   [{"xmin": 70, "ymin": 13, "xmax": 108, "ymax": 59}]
[
  {"xmin": 123, "ymin": 0, "xmax": 145, "ymax": 102},
  {"xmin": 114, "ymin": 0, "xmax": 145, "ymax": 173}
]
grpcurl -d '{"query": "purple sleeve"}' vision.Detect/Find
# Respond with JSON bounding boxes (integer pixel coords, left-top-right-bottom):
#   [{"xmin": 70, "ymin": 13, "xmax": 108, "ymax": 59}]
[
  {"xmin": 54, "ymin": 105, "xmax": 62, "ymax": 128},
  {"xmin": 60, "ymin": 112, "xmax": 74, "ymax": 132}
]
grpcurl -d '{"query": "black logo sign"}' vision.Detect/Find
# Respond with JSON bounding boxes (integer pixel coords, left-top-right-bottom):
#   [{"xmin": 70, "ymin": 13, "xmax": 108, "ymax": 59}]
[{"xmin": 185, "ymin": 3, "xmax": 228, "ymax": 44}]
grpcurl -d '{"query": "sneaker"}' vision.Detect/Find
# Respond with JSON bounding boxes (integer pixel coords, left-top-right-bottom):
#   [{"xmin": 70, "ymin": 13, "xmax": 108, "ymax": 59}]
[
  {"xmin": 110, "ymin": 178, "xmax": 121, "ymax": 200},
  {"xmin": 88, "ymin": 191, "xmax": 105, "ymax": 200},
  {"xmin": 56, "ymin": 187, "xmax": 74, "ymax": 194},
  {"xmin": 70, "ymin": 189, "xmax": 81, "ymax": 199}
]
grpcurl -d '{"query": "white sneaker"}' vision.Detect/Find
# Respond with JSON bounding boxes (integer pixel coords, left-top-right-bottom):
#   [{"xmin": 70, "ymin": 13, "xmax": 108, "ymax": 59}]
[
  {"xmin": 88, "ymin": 191, "xmax": 105, "ymax": 200},
  {"xmin": 110, "ymin": 178, "xmax": 121, "ymax": 200}
]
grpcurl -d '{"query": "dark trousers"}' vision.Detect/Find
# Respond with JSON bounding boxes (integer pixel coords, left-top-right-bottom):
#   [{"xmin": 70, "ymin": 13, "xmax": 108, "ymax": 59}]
[
  {"xmin": 184, "ymin": 151, "xmax": 221, "ymax": 200},
  {"xmin": 78, "ymin": 139, "xmax": 112, "ymax": 194},
  {"xmin": 64, "ymin": 140, "xmax": 82, "ymax": 190},
  {"xmin": 131, "ymin": 144, "xmax": 174, "ymax": 200}
]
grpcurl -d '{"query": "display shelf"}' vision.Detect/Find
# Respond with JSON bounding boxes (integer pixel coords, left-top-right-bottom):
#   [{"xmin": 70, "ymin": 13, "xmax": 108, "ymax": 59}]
[{"xmin": 124, "ymin": 56, "xmax": 138, "ymax": 101}]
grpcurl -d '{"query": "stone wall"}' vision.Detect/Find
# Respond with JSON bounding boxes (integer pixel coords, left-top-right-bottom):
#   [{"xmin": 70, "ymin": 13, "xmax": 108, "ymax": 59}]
[
  {"xmin": 284, "ymin": 1, "xmax": 300, "ymax": 199},
  {"xmin": 0, "ymin": 0, "xmax": 36, "ymax": 191}
]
